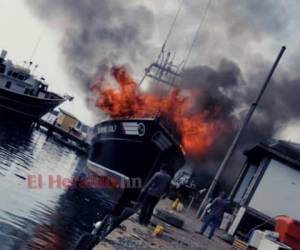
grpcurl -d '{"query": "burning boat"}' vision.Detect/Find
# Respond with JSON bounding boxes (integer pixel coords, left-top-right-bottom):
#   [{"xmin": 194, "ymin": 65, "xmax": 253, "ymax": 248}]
[
  {"xmin": 0, "ymin": 49, "xmax": 70, "ymax": 121},
  {"xmin": 86, "ymin": 46, "xmax": 190, "ymax": 201},
  {"xmin": 86, "ymin": 45, "xmax": 221, "ymax": 203},
  {"xmin": 88, "ymin": 118, "xmax": 185, "ymax": 200}
]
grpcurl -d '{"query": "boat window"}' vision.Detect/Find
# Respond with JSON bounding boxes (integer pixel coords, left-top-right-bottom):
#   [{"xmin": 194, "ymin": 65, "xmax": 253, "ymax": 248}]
[
  {"xmin": 18, "ymin": 74, "xmax": 24, "ymax": 81},
  {"xmin": 8, "ymin": 71, "xmax": 12, "ymax": 76},
  {"xmin": 0, "ymin": 65, "xmax": 5, "ymax": 74},
  {"xmin": 39, "ymin": 84, "xmax": 47, "ymax": 92},
  {"xmin": 24, "ymin": 88, "xmax": 29, "ymax": 95},
  {"xmin": 75, "ymin": 122, "xmax": 82, "ymax": 129},
  {"xmin": 12, "ymin": 72, "xmax": 18, "ymax": 78},
  {"xmin": 5, "ymin": 81, "xmax": 12, "ymax": 88}
]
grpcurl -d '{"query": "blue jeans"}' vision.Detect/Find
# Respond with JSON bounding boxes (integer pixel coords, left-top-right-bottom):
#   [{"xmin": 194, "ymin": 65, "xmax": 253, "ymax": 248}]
[{"xmin": 200, "ymin": 216, "xmax": 220, "ymax": 239}]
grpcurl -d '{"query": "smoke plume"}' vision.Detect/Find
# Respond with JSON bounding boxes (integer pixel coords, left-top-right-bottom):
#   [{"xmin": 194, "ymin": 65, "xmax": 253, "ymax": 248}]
[
  {"xmin": 26, "ymin": 0, "xmax": 155, "ymax": 89},
  {"xmin": 26, "ymin": 0, "xmax": 300, "ymax": 188}
]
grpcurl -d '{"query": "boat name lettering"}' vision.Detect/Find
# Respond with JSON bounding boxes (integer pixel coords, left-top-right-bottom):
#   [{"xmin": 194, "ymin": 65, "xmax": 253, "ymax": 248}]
[{"xmin": 98, "ymin": 125, "xmax": 117, "ymax": 134}]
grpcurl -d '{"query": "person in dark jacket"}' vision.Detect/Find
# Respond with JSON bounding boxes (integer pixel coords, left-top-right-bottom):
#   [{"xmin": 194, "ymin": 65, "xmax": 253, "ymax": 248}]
[
  {"xmin": 138, "ymin": 163, "xmax": 171, "ymax": 226},
  {"xmin": 199, "ymin": 192, "xmax": 229, "ymax": 239}
]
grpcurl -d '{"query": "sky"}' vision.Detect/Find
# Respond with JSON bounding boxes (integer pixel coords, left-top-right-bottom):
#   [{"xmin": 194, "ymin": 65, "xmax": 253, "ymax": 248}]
[{"xmin": 1, "ymin": 0, "xmax": 300, "ymax": 140}]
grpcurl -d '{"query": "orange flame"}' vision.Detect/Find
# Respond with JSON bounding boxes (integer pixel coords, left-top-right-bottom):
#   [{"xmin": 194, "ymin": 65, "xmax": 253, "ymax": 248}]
[{"xmin": 92, "ymin": 66, "xmax": 226, "ymax": 158}]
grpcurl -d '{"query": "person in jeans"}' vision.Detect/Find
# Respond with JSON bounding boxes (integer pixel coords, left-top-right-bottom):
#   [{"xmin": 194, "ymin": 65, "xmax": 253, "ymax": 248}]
[
  {"xmin": 199, "ymin": 192, "xmax": 229, "ymax": 239},
  {"xmin": 138, "ymin": 163, "xmax": 171, "ymax": 226}
]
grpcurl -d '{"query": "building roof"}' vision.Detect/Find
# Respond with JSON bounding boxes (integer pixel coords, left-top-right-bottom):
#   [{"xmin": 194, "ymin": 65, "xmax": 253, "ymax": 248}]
[
  {"xmin": 244, "ymin": 139, "xmax": 300, "ymax": 168},
  {"xmin": 59, "ymin": 108, "xmax": 79, "ymax": 121}
]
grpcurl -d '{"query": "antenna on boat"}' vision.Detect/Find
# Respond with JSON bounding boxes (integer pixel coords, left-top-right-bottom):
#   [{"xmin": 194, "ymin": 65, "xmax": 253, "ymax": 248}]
[
  {"xmin": 182, "ymin": 0, "xmax": 213, "ymax": 70},
  {"xmin": 28, "ymin": 29, "xmax": 45, "ymax": 67},
  {"xmin": 139, "ymin": 0, "xmax": 213, "ymax": 89},
  {"xmin": 162, "ymin": 0, "xmax": 184, "ymax": 53},
  {"xmin": 139, "ymin": 0, "xmax": 185, "ymax": 89},
  {"xmin": 32, "ymin": 64, "xmax": 39, "ymax": 74}
]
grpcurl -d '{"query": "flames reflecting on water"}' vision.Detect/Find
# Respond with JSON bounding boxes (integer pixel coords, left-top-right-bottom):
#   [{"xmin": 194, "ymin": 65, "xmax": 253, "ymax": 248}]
[{"xmin": 92, "ymin": 66, "xmax": 228, "ymax": 158}]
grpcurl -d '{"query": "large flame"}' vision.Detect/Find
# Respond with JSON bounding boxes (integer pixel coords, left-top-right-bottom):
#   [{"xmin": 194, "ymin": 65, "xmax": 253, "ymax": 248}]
[{"xmin": 92, "ymin": 66, "xmax": 226, "ymax": 158}]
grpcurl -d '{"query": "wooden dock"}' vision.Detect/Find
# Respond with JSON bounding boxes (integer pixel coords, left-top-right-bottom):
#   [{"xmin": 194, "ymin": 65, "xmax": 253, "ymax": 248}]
[{"xmin": 36, "ymin": 118, "xmax": 90, "ymax": 152}]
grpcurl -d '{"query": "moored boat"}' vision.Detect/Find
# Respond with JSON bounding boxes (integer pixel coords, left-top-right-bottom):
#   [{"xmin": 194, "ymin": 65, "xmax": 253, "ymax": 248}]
[{"xmin": 0, "ymin": 49, "xmax": 70, "ymax": 122}]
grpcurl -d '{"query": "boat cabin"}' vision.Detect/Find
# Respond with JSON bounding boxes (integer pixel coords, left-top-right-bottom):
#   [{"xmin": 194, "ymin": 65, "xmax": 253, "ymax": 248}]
[{"xmin": 0, "ymin": 50, "xmax": 52, "ymax": 99}]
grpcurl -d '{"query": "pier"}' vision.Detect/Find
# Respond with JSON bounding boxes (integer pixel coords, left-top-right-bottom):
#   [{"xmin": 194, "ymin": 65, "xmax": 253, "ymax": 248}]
[
  {"xmin": 36, "ymin": 110, "xmax": 90, "ymax": 153},
  {"xmin": 94, "ymin": 199, "xmax": 231, "ymax": 250}
]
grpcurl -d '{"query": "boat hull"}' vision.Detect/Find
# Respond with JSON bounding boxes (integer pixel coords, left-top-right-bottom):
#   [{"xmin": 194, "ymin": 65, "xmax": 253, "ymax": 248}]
[
  {"xmin": 0, "ymin": 88, "xmax": 65, "ymax": 122},
  {"xmin": 87, "ymin": 118, "xmax": 185, "ymax": 202}
]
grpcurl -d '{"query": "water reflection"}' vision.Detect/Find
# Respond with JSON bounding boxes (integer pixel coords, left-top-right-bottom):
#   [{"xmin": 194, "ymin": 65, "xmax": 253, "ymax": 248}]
[{"xmin": 0, "ymin": 123, "xmax": 111, "ymax": 250}]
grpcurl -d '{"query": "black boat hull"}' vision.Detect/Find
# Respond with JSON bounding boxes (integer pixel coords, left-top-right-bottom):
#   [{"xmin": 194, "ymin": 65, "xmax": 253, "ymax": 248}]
[
  {"xmin": 0, "ymin": 88, "xmax": 65, "ymax": 122},
  {"xmin": 87, "ymin": 118, "xmax": 185, "ymax": 202}
]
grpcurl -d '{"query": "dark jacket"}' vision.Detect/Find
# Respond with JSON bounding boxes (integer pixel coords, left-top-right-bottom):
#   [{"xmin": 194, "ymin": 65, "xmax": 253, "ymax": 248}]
[
  {"xmin": 143, "ymin": 170, "xmax": 171, "ymax": 198},
  {"xmin": 207, "ymin": 197, "xmax": 229, "ymax": 220}
]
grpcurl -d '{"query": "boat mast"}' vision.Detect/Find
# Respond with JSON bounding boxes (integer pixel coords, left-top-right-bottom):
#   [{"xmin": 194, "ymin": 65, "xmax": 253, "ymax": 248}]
[
  {"xmin": 138, "ymin": 49, "xmax": 183, "ymax": 89},
  {"xmin": 139, "ymin": 1, "xmax": 185, "ymax": 89}
]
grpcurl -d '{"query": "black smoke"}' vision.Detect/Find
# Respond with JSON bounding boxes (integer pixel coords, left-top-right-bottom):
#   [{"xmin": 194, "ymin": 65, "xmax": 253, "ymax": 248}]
[
  {"xmin": 26, "ymin": 0, "xmax": 300, "ymax": 189},
  {"xmin": 26, "ymin": 0, "xmax": 155, "ymax": 88},
  {"xmin": 182, "ymin": 56, "xmax": 300, "ymax": 189}
]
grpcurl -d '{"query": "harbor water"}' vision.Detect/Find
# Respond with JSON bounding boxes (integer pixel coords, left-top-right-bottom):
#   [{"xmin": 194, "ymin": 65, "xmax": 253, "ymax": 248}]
[{"xmin": 0, "ymin": 123, "xmax": 112, "ymax": 250}]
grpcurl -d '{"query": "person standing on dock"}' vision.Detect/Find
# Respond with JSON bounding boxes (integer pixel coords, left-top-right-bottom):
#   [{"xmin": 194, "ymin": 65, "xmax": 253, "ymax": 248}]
[
  {"xmin": 138, "ymin": 163, "xmax": 171, "ymax": 226},
  {"xmin": 198, "ymin": 192, "xmax": 229, "ymax": 239}
]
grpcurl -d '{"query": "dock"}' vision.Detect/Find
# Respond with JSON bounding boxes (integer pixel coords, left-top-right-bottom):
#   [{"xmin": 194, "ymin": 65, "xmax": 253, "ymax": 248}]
[
  {"xmin": 94, "ymin": 199, "xmax": 232, "ymax": 250},
  {"xmin": 36, "ymin": 111, "xmax": 90, "ymax": 153}
]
